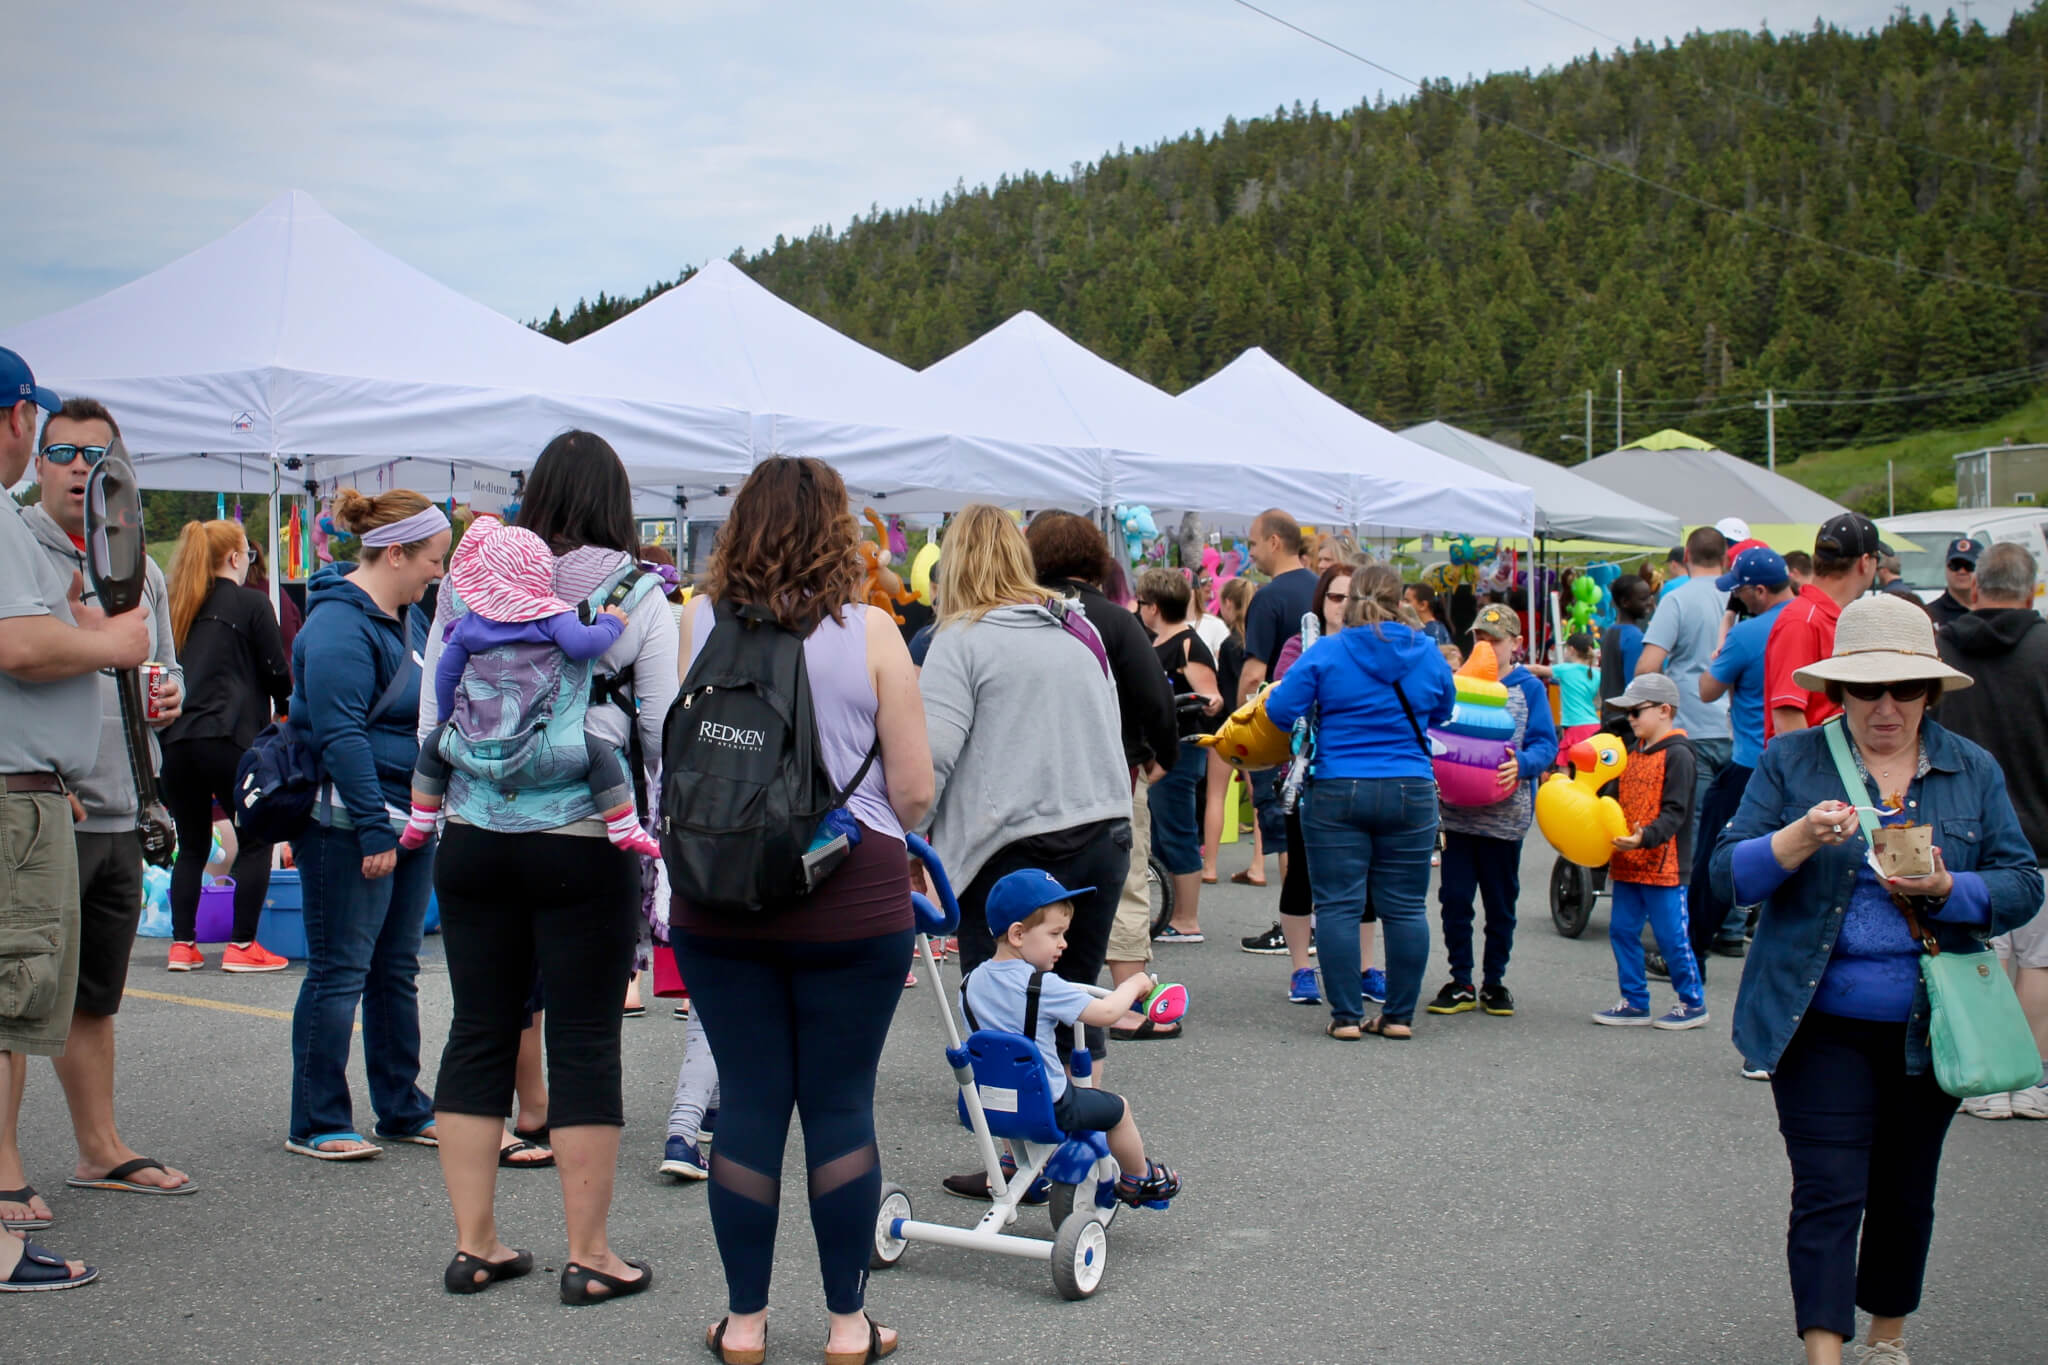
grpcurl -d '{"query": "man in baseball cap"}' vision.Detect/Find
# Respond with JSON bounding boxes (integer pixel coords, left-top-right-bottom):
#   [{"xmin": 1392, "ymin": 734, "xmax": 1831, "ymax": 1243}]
[
  {"xmin": 1762, "ymin": 513, "xmax": 1882, "ymax": 741},
  {"xmin": 1928, "ymin": 536, "xmax": 1985, "ymax": 628},
  {"xmin": 0, "ymin": 346, "xmax": 62, "ymax": 420}
]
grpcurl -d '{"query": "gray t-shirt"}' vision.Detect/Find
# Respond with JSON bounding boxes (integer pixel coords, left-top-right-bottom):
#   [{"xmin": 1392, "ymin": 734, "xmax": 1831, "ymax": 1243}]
[
  {"xmin": 0, "ymin": 497, "xmax": 102, "ymax": 781},
  {"xmin": 1640, "ymin": 575, "xmax": 1732, "ymax": 740}
]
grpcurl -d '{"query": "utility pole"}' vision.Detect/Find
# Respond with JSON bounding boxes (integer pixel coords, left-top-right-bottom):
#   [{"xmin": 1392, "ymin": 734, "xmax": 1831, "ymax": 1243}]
[
  {"xmin": 1583, "ymin": 390, "xmax": 1593, "ymax": 464},
  {"xmin": 1753, "ymin": 389, "xmax": 1790, "ymax": 472},
  {"xmin": 1614, "ymin": 369, "xmax": 1623, "ymax": 451}
]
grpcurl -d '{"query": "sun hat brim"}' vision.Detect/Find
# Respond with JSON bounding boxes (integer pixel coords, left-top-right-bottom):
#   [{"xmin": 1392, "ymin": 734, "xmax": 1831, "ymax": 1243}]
[{"xmin": 1792, "ymin": 650, "xmax": 1973, "ymax": 693}]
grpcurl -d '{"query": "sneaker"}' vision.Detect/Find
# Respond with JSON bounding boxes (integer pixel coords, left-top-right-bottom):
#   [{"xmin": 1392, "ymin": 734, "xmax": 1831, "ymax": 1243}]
[
  {"xmin": 1741, "ymin": 1066, "xmax": 1772, "ymax": 1082},
  {"xmin": 1153, "ymin": 925, "xmax": 1204, "ymax": 944},
  {"xmin": 1961, "ymin": 1091, "xmax": 2014, "ymax": 1120},
  {"xmin": 1288, "ymin": 967, "xmax": 1321, "ymax": 1005},
  {"xmin": 672, "ymin": 1001, "xmax": 689, "ymax": 1020},
  {"xmin": 167, "ymin": 941, "xmax": 204, "ymax": 972},
  {"xmin": 1652, "ymin": 1002, "xmax": 1711, "ymax": 1031},
  {"xmin": 1851, "ymin": 1340, "xmax": 1911, "ymax": 1364},
  {"xmin": 1645, "ymin": 952, "xmax": 1670, "ymax": 982},
  {"xmin": 1426, "ymin": 981, "xmax": 1476, "ymax": 1015},
  {"xmin": 1240, "ymin": 922, "xmax": 1288, "ymax": 955},
  {"xmin": 660, "ymin": 1135, "xmax": 709, "ymax": 1179},
  {"xmin": 2010, "ymin": 1084, "xmax": 2048, "ymax": 1119},
  {"xmin": 222, "ymin": 940, "xmax": 288, "ymax": 973},
  {"xmin": 903, "ymin": 969, "xmax": 918, "ymax": 988},
  {"xmin": 1360, "ymin": 968, "xmax": 1387, "ymax": 1004},
  {"xmin": 1591, "ymin": 1001, "xmax": 1652, "ymax": 1026},
  {"xmin": 1478, "ymin": 983, "xmax": 1516, "ymax": 1017}
]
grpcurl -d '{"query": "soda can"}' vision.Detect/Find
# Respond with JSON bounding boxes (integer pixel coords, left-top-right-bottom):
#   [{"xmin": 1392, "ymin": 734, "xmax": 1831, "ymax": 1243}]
[{"xmin": 141, "ymin": 661, "xmax": 168, "ymax": 721}]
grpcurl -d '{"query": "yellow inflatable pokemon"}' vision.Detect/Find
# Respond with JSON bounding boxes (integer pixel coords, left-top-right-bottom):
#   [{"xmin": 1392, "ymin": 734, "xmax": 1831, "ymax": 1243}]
[
  {"xmin": 1196, "ymin": 688, "xmax": 1293, "ymax": 771},
  {"xmin": 1536, "ymin": 732, "xmax": 1632, "ymax": 867}
]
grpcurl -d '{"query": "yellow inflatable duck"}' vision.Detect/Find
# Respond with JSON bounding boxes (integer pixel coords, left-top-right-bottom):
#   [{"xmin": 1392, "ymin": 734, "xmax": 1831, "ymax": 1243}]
[
  {"xmin": 1536, "ymin": 732, "xmax": 1631, "ymax": 867},
  {"xmin": 1196, "ymin": 687, "xmax": 1294, "ymax": 771}
]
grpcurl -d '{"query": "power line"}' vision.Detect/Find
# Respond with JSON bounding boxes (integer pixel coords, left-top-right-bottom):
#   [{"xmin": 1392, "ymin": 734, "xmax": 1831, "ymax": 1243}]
[
  {"xmin": 1510, "ymin": 0, "xmax": 2027, "ymax": 176},
  {"xmin": 1225, "ymin": 0, "xmax": 2048, "ymax": 299}
]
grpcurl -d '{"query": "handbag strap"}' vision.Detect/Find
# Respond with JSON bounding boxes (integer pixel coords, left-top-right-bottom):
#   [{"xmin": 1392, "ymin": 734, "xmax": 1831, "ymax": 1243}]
[
  {"xmin": 1821, "ymin": 718, "xmax": 1938, "ymax": 953},
  {"xmin": 1390, "ymin": 680, "xmax": 1430, "ymax": 758}
]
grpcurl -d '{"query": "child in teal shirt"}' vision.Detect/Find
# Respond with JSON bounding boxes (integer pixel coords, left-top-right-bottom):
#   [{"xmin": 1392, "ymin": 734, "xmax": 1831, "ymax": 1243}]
[{"xmin": 1531, "ymin": 633, "xmax": 1601, "ymax": 759}]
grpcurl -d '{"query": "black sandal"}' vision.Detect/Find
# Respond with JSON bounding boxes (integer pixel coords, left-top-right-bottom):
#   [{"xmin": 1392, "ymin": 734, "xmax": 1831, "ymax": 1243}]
[
  {"xmin": 443, "ymin": 1248, "xmax": 533, "ymax": 1294},
  {"xmin": 498, "ymin": 1138, "xmax": 554, "ymax": 1169},
  {"xmin": 560, "ymin": 1257, "xmax": 651, "ymax": 1305},
  {"xmin": 824, "ymin": 1313, "xmax": 899, "ymax": 1364},
  {"xmin": 707, "ymin": 1316, "xmax": 767, "ymax": 1364},
  {"xmin": 1362, "ymin": 1015, "xmax": 1413, "ymax": 1040}
]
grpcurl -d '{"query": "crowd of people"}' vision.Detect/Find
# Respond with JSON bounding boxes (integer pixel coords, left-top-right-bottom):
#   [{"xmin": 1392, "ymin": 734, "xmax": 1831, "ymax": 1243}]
[{"xmin": 2, "ymin": 341, "xmax": 2042, "ymax": 1363}]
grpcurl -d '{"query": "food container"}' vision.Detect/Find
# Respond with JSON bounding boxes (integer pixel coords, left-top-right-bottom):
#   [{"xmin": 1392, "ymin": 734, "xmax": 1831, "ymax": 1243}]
[{"xmin": 1872, "ymin": 823, "xmax": 1935, "ymax": 879}]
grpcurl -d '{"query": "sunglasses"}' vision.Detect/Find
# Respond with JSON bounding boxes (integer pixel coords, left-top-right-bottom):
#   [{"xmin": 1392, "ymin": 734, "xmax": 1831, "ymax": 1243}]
[
  {"xmin": 1947, "ymin": 560, "xmax": 1975, "ymax": 573},
  {"xmin": 1624, "ymin": 704, "xmax": 1662, "ymax": 719},
  {"xmin": 1842, "ymin": 679, "xmax": 1931, "ymax": 703},
  {"xmin": 40, "ymin": 443, "xmax": 109, "ymax": 467}
]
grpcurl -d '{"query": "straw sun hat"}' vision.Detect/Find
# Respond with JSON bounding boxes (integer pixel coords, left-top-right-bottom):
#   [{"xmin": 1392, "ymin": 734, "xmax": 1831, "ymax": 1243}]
[{"xmin": 1791, "ymin": 593, "xmax": 1973, "ymax": 692}]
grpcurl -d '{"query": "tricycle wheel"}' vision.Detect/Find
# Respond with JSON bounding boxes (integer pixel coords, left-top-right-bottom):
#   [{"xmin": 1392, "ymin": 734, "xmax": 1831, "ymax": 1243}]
[
  {"xmin": 1147, "ymin": 855, "xmax": 1175, "ymax": 937},
  {"xmin": 870, "ymin": 1182, "xmax": 911, "ymax": 1269},
  {"xmin": 1550, "ymin": 857, "xmax": 1594, "ymax": 938},
  {"xmin": 1052, "ymin": 1213, "xmax": 1108, "ymax": 1300}
]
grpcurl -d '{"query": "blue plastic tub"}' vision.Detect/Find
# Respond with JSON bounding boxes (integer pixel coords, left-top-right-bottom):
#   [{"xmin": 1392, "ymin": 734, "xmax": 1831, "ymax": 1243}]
[{"xmin": 257, "ymin": 871, "xmax": 307, "ymax": 959}]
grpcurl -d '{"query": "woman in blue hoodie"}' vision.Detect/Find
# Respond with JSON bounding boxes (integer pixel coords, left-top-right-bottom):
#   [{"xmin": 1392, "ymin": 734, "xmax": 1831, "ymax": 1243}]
[
  {"xmin": 1264, "ymin": 565, "xmax": 1456, "ymax": 1039},
  {"xmin": 285, "ymin": 488, "xmax": 450, "ymax": 1161}
]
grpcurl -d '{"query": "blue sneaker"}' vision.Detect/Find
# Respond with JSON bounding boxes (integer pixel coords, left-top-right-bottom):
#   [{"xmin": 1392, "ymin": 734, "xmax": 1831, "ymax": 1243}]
[
  {"xmin": 1591, "ymin": 1000, "xmax": 1653, "ymax": 1026},
  {"xmin": 1653, "ymin": 1003, "xmax": 1711, "ymax": 1031},
  {"xmin": 660, "ymin": 1135, "xmax": 708, "ymax": 1180},
  {"xmin": 1288, "ymin": 967, "xmax": 1321, "ymax": 1005},
  {"xmin": 1361, "ymin": 968, "xmax": 1387, "ymax": 1004}
]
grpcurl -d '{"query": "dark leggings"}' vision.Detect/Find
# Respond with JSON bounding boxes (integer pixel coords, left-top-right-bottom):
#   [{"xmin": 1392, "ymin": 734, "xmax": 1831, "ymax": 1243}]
[
  {"xmin": 161, "ymin": 736, "xmax": 272, "ymax": 942},
  {"xmin": 676, "ymin": 928, "xmax": 913, "ymax": 1316},
  {"xmin": 432, "ymin": 824, "xmax": 639, "ymax": 1128}
]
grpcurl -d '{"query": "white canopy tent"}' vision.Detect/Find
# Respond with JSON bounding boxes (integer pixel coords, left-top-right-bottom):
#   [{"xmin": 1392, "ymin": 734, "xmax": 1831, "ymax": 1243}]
[
  {"xmin": 922, "ymin": 313, "xmax": 1354, "ymax": 525},
  {"xmin": 0, "ymin": 191, "xmax": 752, "ymax": 498},
  {"xmin": 1399, "ymin": 421, "xmax": 1684, "ymax": 545},
  {"xmin": 574, "ymin": 260, "xmax": 1104, "ymax": 513},
  {"xmin": 1180, "ymin": 348, "xmax": 1534, "ymax": 538}
]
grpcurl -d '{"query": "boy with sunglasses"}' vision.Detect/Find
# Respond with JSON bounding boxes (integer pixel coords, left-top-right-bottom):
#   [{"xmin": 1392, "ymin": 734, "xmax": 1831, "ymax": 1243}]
[{"xmin": 1592, "ymin": 673, "xmax": 1708, "ymax": 1030}]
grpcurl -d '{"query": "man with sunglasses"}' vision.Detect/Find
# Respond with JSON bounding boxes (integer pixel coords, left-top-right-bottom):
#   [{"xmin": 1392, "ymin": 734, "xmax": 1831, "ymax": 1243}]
[
  {"xmin": 1926, "ymin": 536, "xmax": 1984, "ymax": 628},
  {"xmin": 0, "ymin": 346, "xmax": 150, "ymax": 1290},
  {"xmin": 1764, "ymin": 512, "xmax": 1881, "ymax": 741},
  {"xmin": 22, "ymin": 398, "xmax": 195, "ymax": 1199}
]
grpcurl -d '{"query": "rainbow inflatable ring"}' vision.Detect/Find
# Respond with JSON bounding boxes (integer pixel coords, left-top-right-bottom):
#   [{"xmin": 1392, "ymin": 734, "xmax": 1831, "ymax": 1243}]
[{"xmin": 1428, "ymin": 639, "xmax": 1515, "ymax": 807}]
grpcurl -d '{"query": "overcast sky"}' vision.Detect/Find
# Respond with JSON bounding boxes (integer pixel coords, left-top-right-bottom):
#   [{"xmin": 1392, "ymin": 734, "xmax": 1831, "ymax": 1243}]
[{"xmin": 1, "ymin": 1, "xmax": 2019, "ymax": 330}]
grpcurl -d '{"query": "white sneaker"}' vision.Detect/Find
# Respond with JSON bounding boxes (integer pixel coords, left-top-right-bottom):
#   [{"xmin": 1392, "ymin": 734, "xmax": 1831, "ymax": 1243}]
[
  {"xmin": 2009, "ymin": 1083, "xmax": 2048, "ymax": 1119},
  {"xmin": 1740, "ymin": 1066, "xmax": 1771, "ymax": 1082},
  {"xmin": 1961, "ymin": 1091, "xmax": 2014, "ymax": 1120},
  {"xmin": 1852, "ymin": 1339, "xmax": 1910, "ymax": 1363}
]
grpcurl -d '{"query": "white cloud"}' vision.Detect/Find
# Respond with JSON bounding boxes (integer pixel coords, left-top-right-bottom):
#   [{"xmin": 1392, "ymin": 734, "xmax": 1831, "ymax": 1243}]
[{"xmin": 1, "ymin": 0, "xmax": 2024, "ymax": 327}]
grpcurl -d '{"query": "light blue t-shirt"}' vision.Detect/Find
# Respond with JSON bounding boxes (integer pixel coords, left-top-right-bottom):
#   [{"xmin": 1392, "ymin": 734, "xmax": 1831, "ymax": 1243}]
[
  {"xmin": 1554, "ymin": 662, "xmax": 1599, "ymax": 726},
  {"xmin": 1706, "ymin": 600, "xmax": 1785, "ymax": 769},
  {"xmin": 962, "ymin": 958, "xmax": 1094, "ymax": 1098},
  {"xmin": 1641, "ymin": 576, "xmax": 1731, "ymax": 740}
]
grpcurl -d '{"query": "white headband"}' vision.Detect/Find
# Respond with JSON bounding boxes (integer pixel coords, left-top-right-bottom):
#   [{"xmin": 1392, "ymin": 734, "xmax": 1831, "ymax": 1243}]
[{"xmin": 359, "ymin": 505, "xmax": 451, "ymax": 547}]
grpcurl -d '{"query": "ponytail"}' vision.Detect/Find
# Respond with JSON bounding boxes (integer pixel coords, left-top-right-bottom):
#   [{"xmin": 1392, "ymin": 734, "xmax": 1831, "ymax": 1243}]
[{"xmin": 168, "ymin": 519, "xmax": 246, "ymax": 649}]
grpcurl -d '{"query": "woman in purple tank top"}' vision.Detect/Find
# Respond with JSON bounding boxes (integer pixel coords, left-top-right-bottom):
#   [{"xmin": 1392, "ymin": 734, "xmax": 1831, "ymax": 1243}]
[{"xmin": 673, "ymin": 457, "xmax": 933, "ymax": 1365}]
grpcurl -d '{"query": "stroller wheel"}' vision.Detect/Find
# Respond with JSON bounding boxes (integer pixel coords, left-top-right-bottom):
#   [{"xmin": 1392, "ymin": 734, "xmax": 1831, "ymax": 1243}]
[
  {"xmin": 1549, "ymin": 857, "xmax": 1595, "ymax": 939},
  {"xmin": 1051, "ymin": 1213, "xmax": 1108, "ymax": 1300},
  {"xmin": 871, "ymin": 1182, "xmax": 911, "ymax": 1269},
  {"xmin": 1147, "ymin": 855, "xmax": 1175, "ymax": 938}
]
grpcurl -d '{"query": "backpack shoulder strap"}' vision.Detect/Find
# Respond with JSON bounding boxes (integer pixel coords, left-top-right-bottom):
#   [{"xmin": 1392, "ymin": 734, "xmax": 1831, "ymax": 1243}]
[
  {"xmin": 1023, "ymin": 969, "xmax": 1046, "ymax": 1047},
  {"xmin": 957, "ymin": 966, "xmax": 980, "ymax": 1032}
]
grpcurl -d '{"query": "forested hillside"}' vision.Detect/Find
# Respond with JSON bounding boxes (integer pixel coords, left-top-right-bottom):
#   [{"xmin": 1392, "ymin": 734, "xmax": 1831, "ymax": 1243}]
[{"xmin": 541, "ymin": 6, "xmax": 2048, "ymax": 469}]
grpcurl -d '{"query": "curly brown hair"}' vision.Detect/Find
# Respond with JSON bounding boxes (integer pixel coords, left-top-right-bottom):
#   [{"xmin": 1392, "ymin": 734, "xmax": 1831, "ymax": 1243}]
[
  {"xmin": 704, "ymin": 456, "xmax": 862, "ymax": 633},
  {"xmin": 1025, "ymin": 510, "xmax": 1114, "ymax": 587}
]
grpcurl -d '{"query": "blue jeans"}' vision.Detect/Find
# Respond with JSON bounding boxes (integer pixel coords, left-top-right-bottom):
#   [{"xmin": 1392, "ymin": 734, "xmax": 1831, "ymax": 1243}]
[
  {"xmin": 1146, "ymin": 741, "xmax": 1208, "ymax": 876},
  {"xmin": 1608, "ymin": 880, "xmax": 1704, "ymax": 1010},
  {"xmin": 289, "ymin": 822, "xmax": 436, "ymax": 1141},
  {"xmin": 1301, "ymin": 777, "xmax": 1439, "ymax": 1024},
  {"xmin": 1438, "ymin": 830, "xmax": 1521, "ymax": 988}
]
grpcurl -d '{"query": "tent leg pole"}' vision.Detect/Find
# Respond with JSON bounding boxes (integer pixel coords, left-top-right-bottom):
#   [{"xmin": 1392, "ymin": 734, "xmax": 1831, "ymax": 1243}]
[{"xmin": 268, "ymin": 456, "xmax": 283, "ymax": 619}]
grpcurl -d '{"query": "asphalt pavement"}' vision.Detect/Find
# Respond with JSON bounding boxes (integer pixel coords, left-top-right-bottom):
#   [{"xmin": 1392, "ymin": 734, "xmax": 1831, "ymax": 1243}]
[{"xmin": 14, "ymin": 835, "xmax": 2041, "ymax": 1363}]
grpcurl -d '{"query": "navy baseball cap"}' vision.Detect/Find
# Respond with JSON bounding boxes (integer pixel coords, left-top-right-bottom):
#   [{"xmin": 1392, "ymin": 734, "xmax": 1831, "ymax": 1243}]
[
  {"xmin": 0, "ymin": 347, "xmax": 60, "ymax": 414},
  {"xmin": 1716, "ymin": 546, "xmax": 1790, "ymax": 591},
  {"xmin": 1814, "ymin": 512, "xmax": 1882, "ymax": 561},
  {"xmin": 1946, "ymin": 537, "xmax": 1985, "ymax": 568},
  {"xmin": 985, "ymin": 869, "xmax": 1093, "ymax": 937}
]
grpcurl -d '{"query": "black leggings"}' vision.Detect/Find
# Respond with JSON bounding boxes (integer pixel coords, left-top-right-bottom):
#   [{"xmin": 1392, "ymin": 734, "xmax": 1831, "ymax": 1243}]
[
  {"xmin": 432, "ymin": 824, "xmax": 640, "ymax": 1128},
  {"xmin": 1279, "ymin": 804, "xmax": 1377, "ymax": 923},
  {"xmin": 676, "ymin": 928, "xmax": 913, "ymax": 1316},
  {"xmin": 161, "ymin": 736, "xmax": 272, "ymax": 942}
]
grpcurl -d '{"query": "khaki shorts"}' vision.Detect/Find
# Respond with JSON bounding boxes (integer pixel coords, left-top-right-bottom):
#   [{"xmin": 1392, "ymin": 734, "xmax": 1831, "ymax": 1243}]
[
  {"xmin": 1993, "ymin": 885, "xmax": 2048, "ymax": 970},
  {"xmin": 0, "ymin": 791, "xmax": 81, "ymax": 1056},
  {"xmin": 1108, "ymin": 786, "xmax": 1155, "ymax": 965}
]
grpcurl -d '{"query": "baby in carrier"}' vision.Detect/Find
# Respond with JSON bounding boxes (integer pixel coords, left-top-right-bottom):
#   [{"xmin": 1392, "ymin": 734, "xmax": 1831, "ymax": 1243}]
[{"xmin": 400, "ymin": 514, "xmax": 658, "ymax": 857}]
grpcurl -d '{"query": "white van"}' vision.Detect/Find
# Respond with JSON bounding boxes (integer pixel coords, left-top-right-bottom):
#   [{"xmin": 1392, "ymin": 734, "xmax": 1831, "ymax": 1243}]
[{"xmin": 1876, "ymin": 509, "xmax": 2048, "ymax": 608}]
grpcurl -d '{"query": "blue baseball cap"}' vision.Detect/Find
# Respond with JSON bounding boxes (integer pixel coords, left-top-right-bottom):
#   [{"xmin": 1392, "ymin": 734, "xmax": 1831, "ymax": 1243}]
[
  {"xmin": 0, "ymin": 347, "xmax": 60, "ymax": 414},
  {"xmin": 1716, "ymin": 546, "xmax": 1789, "ymax": 592},
  {"xmin": 1946, "ymin": 537, "xmax": 1985, "ymax": 568},
  {"xmin": 985, "ymin": 869, "xmax": 1093, "ymax": 938}
]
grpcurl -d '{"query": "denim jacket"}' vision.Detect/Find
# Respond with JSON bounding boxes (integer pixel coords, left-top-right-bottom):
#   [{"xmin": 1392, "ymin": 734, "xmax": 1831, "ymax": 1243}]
[{"xmin": 1711, "ymin": 718, "xmax": 2043, "ymax": 1074}]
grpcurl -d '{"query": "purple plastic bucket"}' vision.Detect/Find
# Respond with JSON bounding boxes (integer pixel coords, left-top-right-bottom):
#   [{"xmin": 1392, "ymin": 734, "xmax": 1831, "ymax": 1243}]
[{"xmin": 193, "ymin": 878, "xmax": 236, "ymax": 944}]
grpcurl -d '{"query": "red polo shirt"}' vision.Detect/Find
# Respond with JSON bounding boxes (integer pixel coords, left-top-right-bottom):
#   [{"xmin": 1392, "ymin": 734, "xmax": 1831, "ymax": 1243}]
[{"xmin": 1763, "ymin": 583, "xmax": 1841, "ymax": 742}]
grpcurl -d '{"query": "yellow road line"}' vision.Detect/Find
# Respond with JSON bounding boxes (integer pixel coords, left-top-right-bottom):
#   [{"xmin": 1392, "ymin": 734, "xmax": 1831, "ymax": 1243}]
[{"xmin": 126, "ymin": 987, "xmax": 357, "ymax": 1031}]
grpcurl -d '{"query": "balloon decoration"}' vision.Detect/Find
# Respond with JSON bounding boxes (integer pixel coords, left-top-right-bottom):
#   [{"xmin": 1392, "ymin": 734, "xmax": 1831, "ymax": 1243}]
[
  {"xmin": 1585, "ymin": 562, "xmax": 1622, "ymax": 627},
  {"xmin": 859, "ymin": 507, "xmax": 917, "ymax": 623},
  {"xmin": 1566, "ymin": 574, "xmax": 1601, "ymax": 634},
  {"xmin": 1113, "ymin": 504, "xmax": 1159, "ymax": 567},
  {"xmin": 1536, "ymin": 732, "xmax": 1632, "ymax": 866},
  {"xmin": 909, "ymin": 541, "xmax": 941, "ymax": 605},
  {"xmin": 1196, "ymin": 690, "xmax": 1294, "ymax": 771},
  {"xmin": 1428, "ymin": 639, "xmax": 1518, "ymax": 807}
]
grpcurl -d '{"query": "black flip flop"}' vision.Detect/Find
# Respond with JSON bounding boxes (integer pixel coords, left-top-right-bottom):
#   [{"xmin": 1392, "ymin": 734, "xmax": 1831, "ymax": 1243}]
[
  {"xmin": 66, "ymin": 1157, "xmax": 198, "ymax": 1195},
  {"xmin": 0, "ymin": 1185, "xmax": 51, "ymax": 1232},
  {"xmin": 498, "ymin": 1138, "xmax": 555, "ymax": 1169},
  {"xmin": 443, "ymin": 1248, "xmax": 533, "ymax": 1294}
]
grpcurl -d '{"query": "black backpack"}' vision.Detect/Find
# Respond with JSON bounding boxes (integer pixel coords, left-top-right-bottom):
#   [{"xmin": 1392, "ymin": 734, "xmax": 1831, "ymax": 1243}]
[{"xmin": 659, "ymin": 601, "xmax": 875, "ymax": 916}]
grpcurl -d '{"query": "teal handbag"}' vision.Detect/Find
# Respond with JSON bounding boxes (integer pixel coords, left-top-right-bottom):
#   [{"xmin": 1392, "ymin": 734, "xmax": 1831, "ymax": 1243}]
[{"xmin": 1824, "ymin": 721, "xmax": 2044, "ymax": 1098}]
